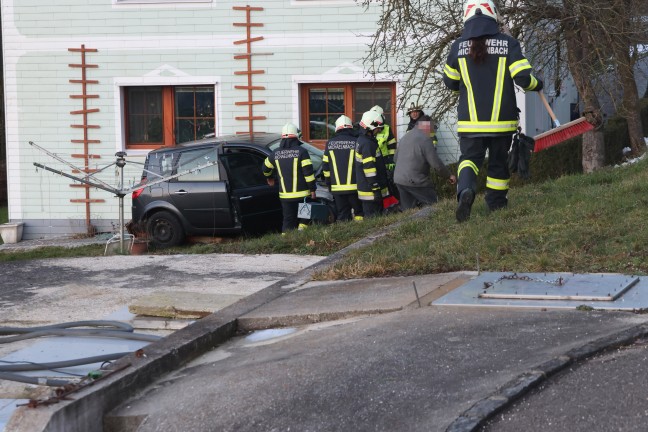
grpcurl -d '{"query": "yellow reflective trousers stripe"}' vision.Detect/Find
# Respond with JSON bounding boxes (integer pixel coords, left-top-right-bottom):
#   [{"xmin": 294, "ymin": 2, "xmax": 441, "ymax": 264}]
[
  {"xmin": 458, "ymin": 160, "xmax": 479, "ymax": 176},
  {"xmin": 486, "ymin": 176, "xmax": 510, "ymax": 191}
]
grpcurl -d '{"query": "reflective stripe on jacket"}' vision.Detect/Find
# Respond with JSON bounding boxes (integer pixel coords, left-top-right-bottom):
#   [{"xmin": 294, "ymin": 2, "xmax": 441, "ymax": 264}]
[
  {"xmin": 443, "ymin": 33, "xmax": 543, "ymax": 135},
  {"xmin": 322, "ymin": 129, "xmax": 359, "ymax": 194},
  {"xmin": 355, "ymin": 133, "xmax": 389, "ymax": 201}
]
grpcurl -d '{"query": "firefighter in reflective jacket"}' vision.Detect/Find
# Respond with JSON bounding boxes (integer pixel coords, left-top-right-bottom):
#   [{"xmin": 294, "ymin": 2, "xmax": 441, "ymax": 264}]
[
  {"xmin": 355, "ymin": 110, "xmax": 390, "ymax": 218},
  {"xmin": 263, "ymin": 123, "xmax": 316, "ymax": 232},
  {"xmin": 322, "ymin": 115, "xmax": 364, "ymax": 221},
  {"xmin": 443, "ymin": 0, "xmax": 543, "ymax": 222},
  {"xmin": 370, "ymin": 105, "xmax": 397, "ymax": 169},
  {"xmin": 371, "ymin": 105, "xmax": 401, "ymax": 206}
]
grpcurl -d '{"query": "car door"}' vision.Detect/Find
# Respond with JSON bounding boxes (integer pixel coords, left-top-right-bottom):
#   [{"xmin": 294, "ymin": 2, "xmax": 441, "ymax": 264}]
[
  {"xmin": 167, "ymin": 146, "xmax": 235, "ymax": 232},
  {"xmin": 220, "ymin": 148, "xmax": 282, "ymax": 233}
]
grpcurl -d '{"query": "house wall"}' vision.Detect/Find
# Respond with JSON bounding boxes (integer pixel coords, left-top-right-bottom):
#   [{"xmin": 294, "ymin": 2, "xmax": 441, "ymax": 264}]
[{"xmin": 1, "ymin": 0, "xmax": 460, "ymax": 239}]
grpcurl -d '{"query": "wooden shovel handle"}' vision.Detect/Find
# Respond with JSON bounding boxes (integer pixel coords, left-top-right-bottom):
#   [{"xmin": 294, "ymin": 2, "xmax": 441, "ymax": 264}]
[{"xmin": 538, "ymin": 91, "xmax": 561, "ymax": 127}]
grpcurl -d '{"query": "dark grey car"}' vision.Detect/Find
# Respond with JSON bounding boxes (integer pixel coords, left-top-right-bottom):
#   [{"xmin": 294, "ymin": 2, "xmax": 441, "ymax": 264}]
[{"xmin": 131, "ymin": 133, "xmax": 334, "ymax": 248}]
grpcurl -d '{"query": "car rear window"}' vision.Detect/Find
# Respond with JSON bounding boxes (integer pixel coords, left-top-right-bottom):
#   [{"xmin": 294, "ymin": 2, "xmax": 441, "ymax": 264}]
[
  {"xmin": 143, "ymin": 147, "xmax": 219, "ymax": 182},
  {"xmin": 143, "ymin": 152, "xmax": 174, "ymax": 180}
]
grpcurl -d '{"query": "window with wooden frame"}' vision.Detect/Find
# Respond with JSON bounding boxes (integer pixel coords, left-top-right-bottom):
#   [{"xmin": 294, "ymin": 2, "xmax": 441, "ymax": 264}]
[
  {"xmin": 124, "ymin": 85, "xmax": 215, "ymax": 149},
  {"xmin": 299, "ymin": 83, "xmax": 396, "ymax": 147},
  {"xmin": 114, "ymin": 0, "xmax": 211, "ymax": 4}
]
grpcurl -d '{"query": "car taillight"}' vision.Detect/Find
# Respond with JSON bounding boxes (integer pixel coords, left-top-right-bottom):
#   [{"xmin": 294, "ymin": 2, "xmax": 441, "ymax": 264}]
[{"xmin": 132, "ymin": 178, "xmax": 147, "ymax": 199}]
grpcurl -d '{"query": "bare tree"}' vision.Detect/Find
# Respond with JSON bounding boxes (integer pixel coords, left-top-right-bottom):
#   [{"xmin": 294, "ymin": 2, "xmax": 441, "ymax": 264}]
[
  {"xmin": 361, "ymin": 0, "xmax": 646, "ymax": 171},
  {"xmin": 578, "ymin": 0, "xmax": 647, "ymax": 156}
]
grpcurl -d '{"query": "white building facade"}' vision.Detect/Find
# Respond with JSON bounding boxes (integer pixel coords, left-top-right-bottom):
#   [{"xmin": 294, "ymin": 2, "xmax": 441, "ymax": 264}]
[{"xmin": 2, "ymin": 0, "xmax": 464, "ymax": 239}]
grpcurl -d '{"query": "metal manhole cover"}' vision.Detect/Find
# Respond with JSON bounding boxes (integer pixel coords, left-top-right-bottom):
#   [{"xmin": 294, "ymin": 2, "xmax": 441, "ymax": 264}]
[{"xmin": 478, "ymin": 273, "xmax": 640, "ymax": 301}]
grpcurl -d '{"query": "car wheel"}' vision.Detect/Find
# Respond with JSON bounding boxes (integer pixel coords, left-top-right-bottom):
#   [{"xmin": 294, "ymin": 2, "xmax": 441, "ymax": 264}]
[{"xmin": 147, "ymin": 211, "xmax": 184, "ymax": 248}]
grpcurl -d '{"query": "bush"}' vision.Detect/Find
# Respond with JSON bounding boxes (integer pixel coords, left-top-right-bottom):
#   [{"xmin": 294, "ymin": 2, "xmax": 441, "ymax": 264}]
[{"xmin": 431, "ymin": 98, "xmax": 648, "ymax": 199}]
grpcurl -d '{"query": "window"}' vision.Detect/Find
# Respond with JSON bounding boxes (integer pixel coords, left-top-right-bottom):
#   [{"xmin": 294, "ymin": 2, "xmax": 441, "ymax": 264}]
[
  {"xmin": 300, "ymin": 83, "xmax": 395, "ymax": 146},
  {"xmin": 175, "ymin": 148, "xmax": 219, "ymax": 182},
  {"xmin": 115, "ymin": 0, "xmax": 211, "ymax": 4},
  {"xmin": 125, "ymin": 86, "xmax": 215, "ymax": 149}
]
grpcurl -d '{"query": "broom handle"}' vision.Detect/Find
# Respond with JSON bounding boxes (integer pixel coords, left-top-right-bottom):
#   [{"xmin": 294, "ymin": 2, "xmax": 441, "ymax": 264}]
[{"xmin": 538, "ymin": 91, "xmax": 561, "ymax": 127}]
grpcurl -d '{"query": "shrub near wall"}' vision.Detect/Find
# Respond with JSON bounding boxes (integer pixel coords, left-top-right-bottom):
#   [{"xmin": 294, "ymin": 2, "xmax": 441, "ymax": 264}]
[{"xmin": 431, "ymin": 98, "xmax": 648, "ymax": 200}]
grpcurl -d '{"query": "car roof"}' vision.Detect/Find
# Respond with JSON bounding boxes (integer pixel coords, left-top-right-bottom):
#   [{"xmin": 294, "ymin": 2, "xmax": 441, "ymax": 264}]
[
  {"xmin": 182, "ymin": 133, "xmax": 281, "ymax": 148},
  {"xmin": 146, "ymin": 133, "xmax": 281, "ymax": 156},
  {"xmin": 144, "ymin": 132, "xmax": 325, "ymax": 158}
]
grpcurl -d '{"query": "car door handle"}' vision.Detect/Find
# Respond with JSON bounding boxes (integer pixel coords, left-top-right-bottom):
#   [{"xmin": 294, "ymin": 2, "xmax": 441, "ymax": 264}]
[
  {"xmin": 173, "ymin": 190, "xmax": 189, "ymax": 195},
  {"xmin": 239, "ymin": 196, "xmax": 253, "ymax": 200}
]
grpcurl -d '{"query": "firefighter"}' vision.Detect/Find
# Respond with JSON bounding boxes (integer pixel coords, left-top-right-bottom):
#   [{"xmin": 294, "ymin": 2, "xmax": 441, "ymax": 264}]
[
  {"xmin": 355, "ymin": 110, "xmax": 389, "ymax": 218},
  {"xmin": 370, "ymin": 105, "xmax": 397, "ymax": 169},
  {"xmin": 407, "ymin": 103, "xmax": 439, "ymax": 145},
  {"xmin": 443, "ymin": 0, "xmax": 543, "ymax": 222},
  {"xmin": 322, "ymin": 115, "xmax": 364, "ymax": 221},
  {"xmin": 406, "ymin": 103, "xmax": 426, "ymax": 132},
  {"xmin": 263, "ymin": 123, "xmax": 317, "ymax": 232},
  {"xmin": 371, "ymin": 105, "xmax": 401, "ymax": 208}
]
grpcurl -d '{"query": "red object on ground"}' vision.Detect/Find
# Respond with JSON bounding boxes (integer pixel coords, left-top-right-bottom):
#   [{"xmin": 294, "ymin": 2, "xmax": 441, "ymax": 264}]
[{"xmin": 383, "ymin": 195, "xmax": 399, "ymax": 209}]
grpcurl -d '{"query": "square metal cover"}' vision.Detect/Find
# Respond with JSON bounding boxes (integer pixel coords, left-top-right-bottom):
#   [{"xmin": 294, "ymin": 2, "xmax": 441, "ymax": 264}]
[{"xmin": 478, "ymin": 273, "xmax": 639, "ymax": 301}]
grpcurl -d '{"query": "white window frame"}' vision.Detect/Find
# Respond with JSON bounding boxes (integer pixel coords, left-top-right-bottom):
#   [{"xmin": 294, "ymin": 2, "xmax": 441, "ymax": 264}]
[
  {"xmin": 114, "ymin": 74, "xmax": 221, "ymax": 156},
  {"xmin": 113, "ymin": 0, "xmax": 211, "ymax": 5},
  {"xmin": 291, "ymin": 0, "xmax": 355, "ymax": 5}
]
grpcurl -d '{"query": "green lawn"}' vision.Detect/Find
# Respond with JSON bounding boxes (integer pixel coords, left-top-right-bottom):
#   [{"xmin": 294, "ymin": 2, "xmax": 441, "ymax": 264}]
[{"xmin": 3, "ymin": 157, "xmax": 648, "ymax": 281}]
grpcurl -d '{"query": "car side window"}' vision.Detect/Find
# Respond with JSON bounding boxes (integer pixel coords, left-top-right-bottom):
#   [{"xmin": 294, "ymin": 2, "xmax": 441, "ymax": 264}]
[
  {"xmin": 221, "ymin": 150, "xmax": 268, "ymax": 189},
  {"xmin": 175, "ymin": 147, "xmax": 219, "ymax": 182}
]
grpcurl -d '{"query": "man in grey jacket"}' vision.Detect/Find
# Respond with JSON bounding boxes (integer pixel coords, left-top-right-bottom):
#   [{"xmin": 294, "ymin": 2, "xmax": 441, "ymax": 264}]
[{"xmin": 393, "ymin": 119, "xmax": 456, "ymax": 210}]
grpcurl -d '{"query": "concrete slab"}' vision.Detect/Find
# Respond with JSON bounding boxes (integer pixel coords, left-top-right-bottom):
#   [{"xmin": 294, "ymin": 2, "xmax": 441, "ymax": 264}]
[
  {"xmin": 434, "ymin": 272, "xmax": 648, "ymax": 310},
  {"xmin": 238, "ymin": 272, "xmax": 472, "ymax": 330},
  {"xmin": 128, "ymin": 292, "xmax": 246, "ymax": 319}
]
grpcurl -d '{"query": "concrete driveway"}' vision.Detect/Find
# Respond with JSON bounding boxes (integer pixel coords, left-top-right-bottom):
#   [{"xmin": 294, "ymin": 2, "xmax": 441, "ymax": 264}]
[{"xmin": 0, "ymin": 252, "xmax": 323, "ymax": 426}]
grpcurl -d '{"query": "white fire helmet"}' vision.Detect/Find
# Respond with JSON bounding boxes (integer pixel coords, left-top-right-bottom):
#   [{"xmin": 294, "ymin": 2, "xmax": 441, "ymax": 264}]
[
  {"xmin": 370, "ymin": 105, "xmax": 384, "ymax": 116},
  {"xmin": 281, "ymin": 123, "xmax": 299, "ymax": 138},
  {"xmin": 359, "ymin": 110, "xmax": 384, "ymax": 131},
  {"xmin": 463, "ymin": 0, "xmax": 498, "ymax": 22},
  {"xmin": 335, "ymin": 115, "xmax": 353, "ymax": 131}
]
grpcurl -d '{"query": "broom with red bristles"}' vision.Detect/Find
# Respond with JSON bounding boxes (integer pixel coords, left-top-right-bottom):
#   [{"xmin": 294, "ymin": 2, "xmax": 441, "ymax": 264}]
[{"xmin": 533, "ymin": 91, "xmax": 595, "ymax": 152}]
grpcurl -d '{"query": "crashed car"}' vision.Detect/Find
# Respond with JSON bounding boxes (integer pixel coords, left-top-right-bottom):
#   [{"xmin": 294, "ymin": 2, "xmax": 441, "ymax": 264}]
[{"xmin": 131, "ymin": 133, "xmax": 335, "ymax": 248}]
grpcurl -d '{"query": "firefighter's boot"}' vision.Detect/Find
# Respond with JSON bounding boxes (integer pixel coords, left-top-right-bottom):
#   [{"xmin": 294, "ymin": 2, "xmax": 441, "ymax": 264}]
[{"xmin": 456, "ymin": 188, "xmax": 475, "ymax": 223}]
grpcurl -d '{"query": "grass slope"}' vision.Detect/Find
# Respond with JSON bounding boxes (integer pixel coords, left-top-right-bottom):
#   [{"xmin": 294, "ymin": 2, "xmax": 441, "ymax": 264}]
[
  {"xmin": 318, "ymin": 157, "xmax": 648, "ymax": 279},
  {"xmin": 2, "ymin": 157, "xmax": 647, "ymax": 280}
]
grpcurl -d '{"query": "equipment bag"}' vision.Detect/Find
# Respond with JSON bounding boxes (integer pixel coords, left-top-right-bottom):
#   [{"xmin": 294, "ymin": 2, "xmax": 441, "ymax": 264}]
[{"xmin": 297, "ymin": 198, "xmax": 330, "ymax": 222}]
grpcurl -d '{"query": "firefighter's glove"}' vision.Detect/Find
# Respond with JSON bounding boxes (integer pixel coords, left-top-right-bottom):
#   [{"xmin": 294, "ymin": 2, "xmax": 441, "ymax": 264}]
[
  {"xmin": 517, "ymin": 133, "xmax": 535, "ymax": 179},
  {"xmin": 507, "ymin": 134, "xmax": 519, "ymax": 174},
  {"xmin": 386, "ymin": 163, "xmax": 395, "ymax": 171},
  {"xmin": 508, "ymin": 132, "xmax": 535, "ymax": 180}
]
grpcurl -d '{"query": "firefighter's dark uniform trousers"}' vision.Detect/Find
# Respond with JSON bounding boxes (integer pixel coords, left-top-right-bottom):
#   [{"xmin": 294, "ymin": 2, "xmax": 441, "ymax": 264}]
[{"xmin": 457, "ymin": 136, "xmax": 511, "ymax": 210}]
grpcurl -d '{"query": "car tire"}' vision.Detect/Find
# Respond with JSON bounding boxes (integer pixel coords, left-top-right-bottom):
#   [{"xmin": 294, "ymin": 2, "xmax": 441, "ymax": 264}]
[{"xmin": 147, "ymin": 211, "xmax": 184, "ymax": 248}]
